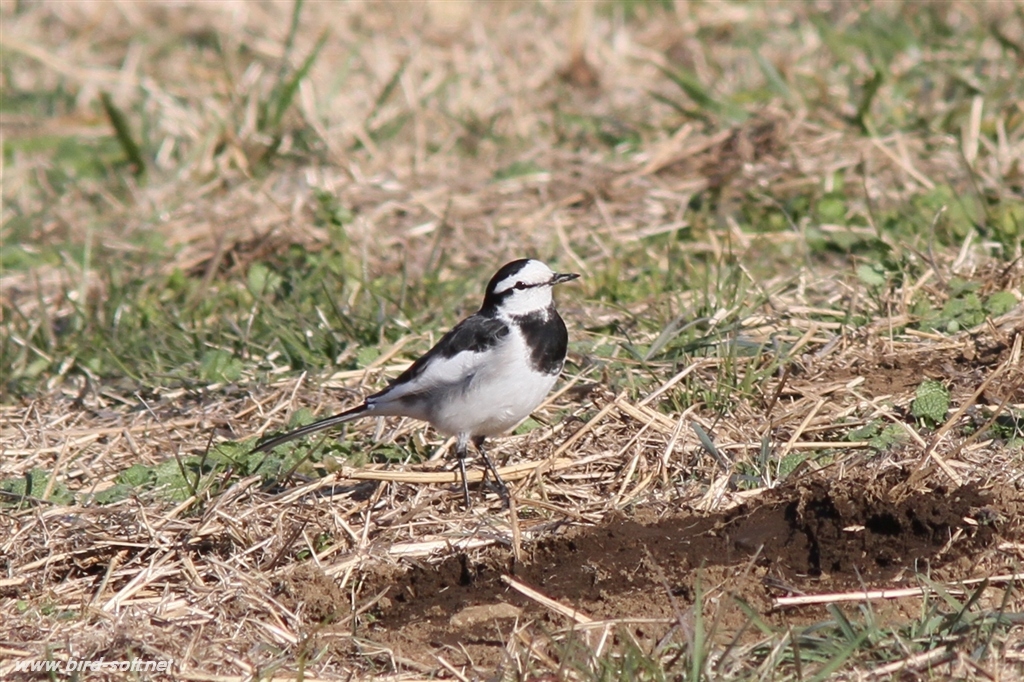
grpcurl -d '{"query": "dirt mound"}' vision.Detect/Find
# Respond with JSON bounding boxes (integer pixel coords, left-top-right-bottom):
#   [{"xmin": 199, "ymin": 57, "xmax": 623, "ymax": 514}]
[{"xmin": 351, "ymin": 467, "xmax": 1011, "ymax": 670}]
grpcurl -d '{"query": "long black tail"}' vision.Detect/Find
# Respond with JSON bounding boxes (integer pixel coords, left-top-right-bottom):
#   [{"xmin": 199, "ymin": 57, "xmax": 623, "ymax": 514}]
[{"xmin": 252, "ymin": 403, "xmax": 370, "ymax": 453}]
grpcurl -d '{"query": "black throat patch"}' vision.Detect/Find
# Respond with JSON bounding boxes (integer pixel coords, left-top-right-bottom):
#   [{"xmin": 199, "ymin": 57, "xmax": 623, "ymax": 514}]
[{"xmin": 514, "ymin": 306, "xmax": 569, "ymax": 375}]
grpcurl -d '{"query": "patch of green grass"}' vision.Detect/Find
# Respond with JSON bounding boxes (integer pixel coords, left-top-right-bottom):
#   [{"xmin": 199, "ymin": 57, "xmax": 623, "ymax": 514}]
[
  {"xmin": 606, "ymin": 0, "xmax": 675, "ymax": 22},
  {"xmin": 653, "ymin": 62, "xmax": 749, "ymax": 126},
  {"xmin": 4, "ymin": 429, "xmax": 419, "ymax": 510},
  {"xmin": 3, "ymin": 133, "xmax": 133, "ymax": 198},
  {"xmin": 553, "ymin": 109, "xmax": 643, "ymax": 152},
  {"xmin": 772, "ymin": 579, "xmax": 1020, "ymax": 677},
  {"xmin": 543, "ymin": 575, "xmax": 1021, "ymax": 681},
  {"xmin": 0, "ymin": 468, "xmax": 74, "ymax": 507},
  {"xmin": 253, "ymin": 0, "xmax": 329, "ymax": 167},
  {"xmin": 0, "ymin": 215, "xmax": 62, "ymax": 270},
  {"xmin": 1, "ymin": 239, "xmax": 415, "ymax": 397},
  {"xmin": 0, "ymin": 321, "xmax": 455, "ymax": 508},
  {"xmin": 542, "ymin": 577, "xmax": 708, "ymax": 682},
  {"xmin": 25, "ymin": 602, "xmax": 79, "ymax": 622},
  {"xmin": 0, "ymin": 74, "xmax": 78, "ymax": 119},
  {"xmin": 493, "ymin": 159, "xmax": 546, "ymax": 181}
]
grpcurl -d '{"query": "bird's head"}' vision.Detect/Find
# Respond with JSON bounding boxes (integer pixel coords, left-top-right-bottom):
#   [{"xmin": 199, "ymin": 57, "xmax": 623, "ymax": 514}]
[{"xmin": 483, "ymin": 259, "xmax": 579, "ymax": 316}]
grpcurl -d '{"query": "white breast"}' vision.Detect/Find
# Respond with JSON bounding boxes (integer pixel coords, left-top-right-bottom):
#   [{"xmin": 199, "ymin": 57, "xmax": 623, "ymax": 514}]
[{"xmin": 426, "ymin": 327, "xmax": 560, "ymax": 437}]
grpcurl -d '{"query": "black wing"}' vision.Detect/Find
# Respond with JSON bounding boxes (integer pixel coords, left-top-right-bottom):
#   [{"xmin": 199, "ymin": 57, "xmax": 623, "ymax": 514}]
[{"xmin": 376, "ymin": 312, "xmax": 510, "ymax": 395}]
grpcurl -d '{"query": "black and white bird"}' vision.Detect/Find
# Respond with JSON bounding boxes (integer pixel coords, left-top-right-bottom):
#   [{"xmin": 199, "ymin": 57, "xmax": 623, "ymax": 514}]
[{"xmin": 253, "ymin": 259, "xmax": 579, "ymax": 507}]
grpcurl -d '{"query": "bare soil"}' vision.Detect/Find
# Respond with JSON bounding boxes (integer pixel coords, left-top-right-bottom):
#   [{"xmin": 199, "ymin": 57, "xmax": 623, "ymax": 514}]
[{"xmin": 273, "ymin": 467, "xmax": 1023, "ymax": 673}]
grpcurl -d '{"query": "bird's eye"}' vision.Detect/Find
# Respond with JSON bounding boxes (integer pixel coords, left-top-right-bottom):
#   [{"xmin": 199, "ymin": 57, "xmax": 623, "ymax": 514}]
[{"xmin": 514, "ymin": 281, "xmax": 528, "ymax": 290}]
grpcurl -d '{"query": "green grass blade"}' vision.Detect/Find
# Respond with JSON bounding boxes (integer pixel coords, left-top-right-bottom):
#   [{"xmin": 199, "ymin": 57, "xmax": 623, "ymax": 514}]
[
  {"xmin": 267, "ymin": 29, "xmax": 329, "ymax": 132},
  {"xmin": 99, "ymin": 91, "xmax": 146, "ymax": 176}
]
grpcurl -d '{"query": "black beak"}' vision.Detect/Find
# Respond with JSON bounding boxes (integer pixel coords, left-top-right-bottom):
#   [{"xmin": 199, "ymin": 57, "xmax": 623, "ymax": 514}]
[{"xmin": 552, "ymin": 272, "xmax": 580, "ymax": 285}]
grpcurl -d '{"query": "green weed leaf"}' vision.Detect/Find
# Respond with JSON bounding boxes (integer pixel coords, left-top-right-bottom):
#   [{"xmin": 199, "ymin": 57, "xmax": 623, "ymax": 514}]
[
  {"xmin": 869, "ymin": 424, "xmax": 906, "ymax": 451},
  {"xmin": 248, "ymin": 262, "xmax": 283, "ymax": 297},
  {"xmin": 856, "ymin": 263, "xmax": 887, "ymax": 288},
  {"xmin": 355, "ymin": 346, "xmax": 380, "ymax": 367},
  {"xmin": 92, "ymin": 484, "xmax": 138, "ymax": 505},
  {"xmin": 912, "ymin": 380, "xmax": 950, "ymax": 424},
  {"xmin": 200, "ymin": 349, "xmax": 243, "ymax": 383},
  {"xmin": 940, "ymin": 292, "xmax": 984, "ymax": 331},
  {"xmin": 984, "ymin": 291, "xmax": 1018, "ymax": 317},
  {"xmin": 117, "ymin": 463, "xmax": 156, "ymax": 487},
  {"xmin": 778, "ymin": 452, "xmax": 808, "ymax": 478}
]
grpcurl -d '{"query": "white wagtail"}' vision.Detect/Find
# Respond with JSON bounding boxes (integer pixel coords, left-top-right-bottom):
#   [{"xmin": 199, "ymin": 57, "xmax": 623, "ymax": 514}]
[{"xmin": 253, "ymin": 259, "xmax": 579, "ymax": 507}]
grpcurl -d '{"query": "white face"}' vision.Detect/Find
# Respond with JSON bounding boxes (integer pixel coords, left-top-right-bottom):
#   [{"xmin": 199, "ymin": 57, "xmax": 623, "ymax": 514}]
[{"xmin": 486, "ymin": 259, "xmax": 561, "ymax": 316}]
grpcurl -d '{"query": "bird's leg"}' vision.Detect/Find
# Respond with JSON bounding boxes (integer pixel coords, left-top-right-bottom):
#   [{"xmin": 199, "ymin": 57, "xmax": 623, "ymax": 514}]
[
  {"xmin": 456, "ymin": 433, "xmax": 471, "ymax": 509},
  {"xmin": 474, "ymin": 436, "xmax": 510, "ymax": 507}
]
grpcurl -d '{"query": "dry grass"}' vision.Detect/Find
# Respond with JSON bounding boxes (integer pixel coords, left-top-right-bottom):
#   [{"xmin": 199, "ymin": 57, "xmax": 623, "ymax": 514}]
[{"xmin": 3, "ymin": 1, "xmax": 1024, "ymax": 679}]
